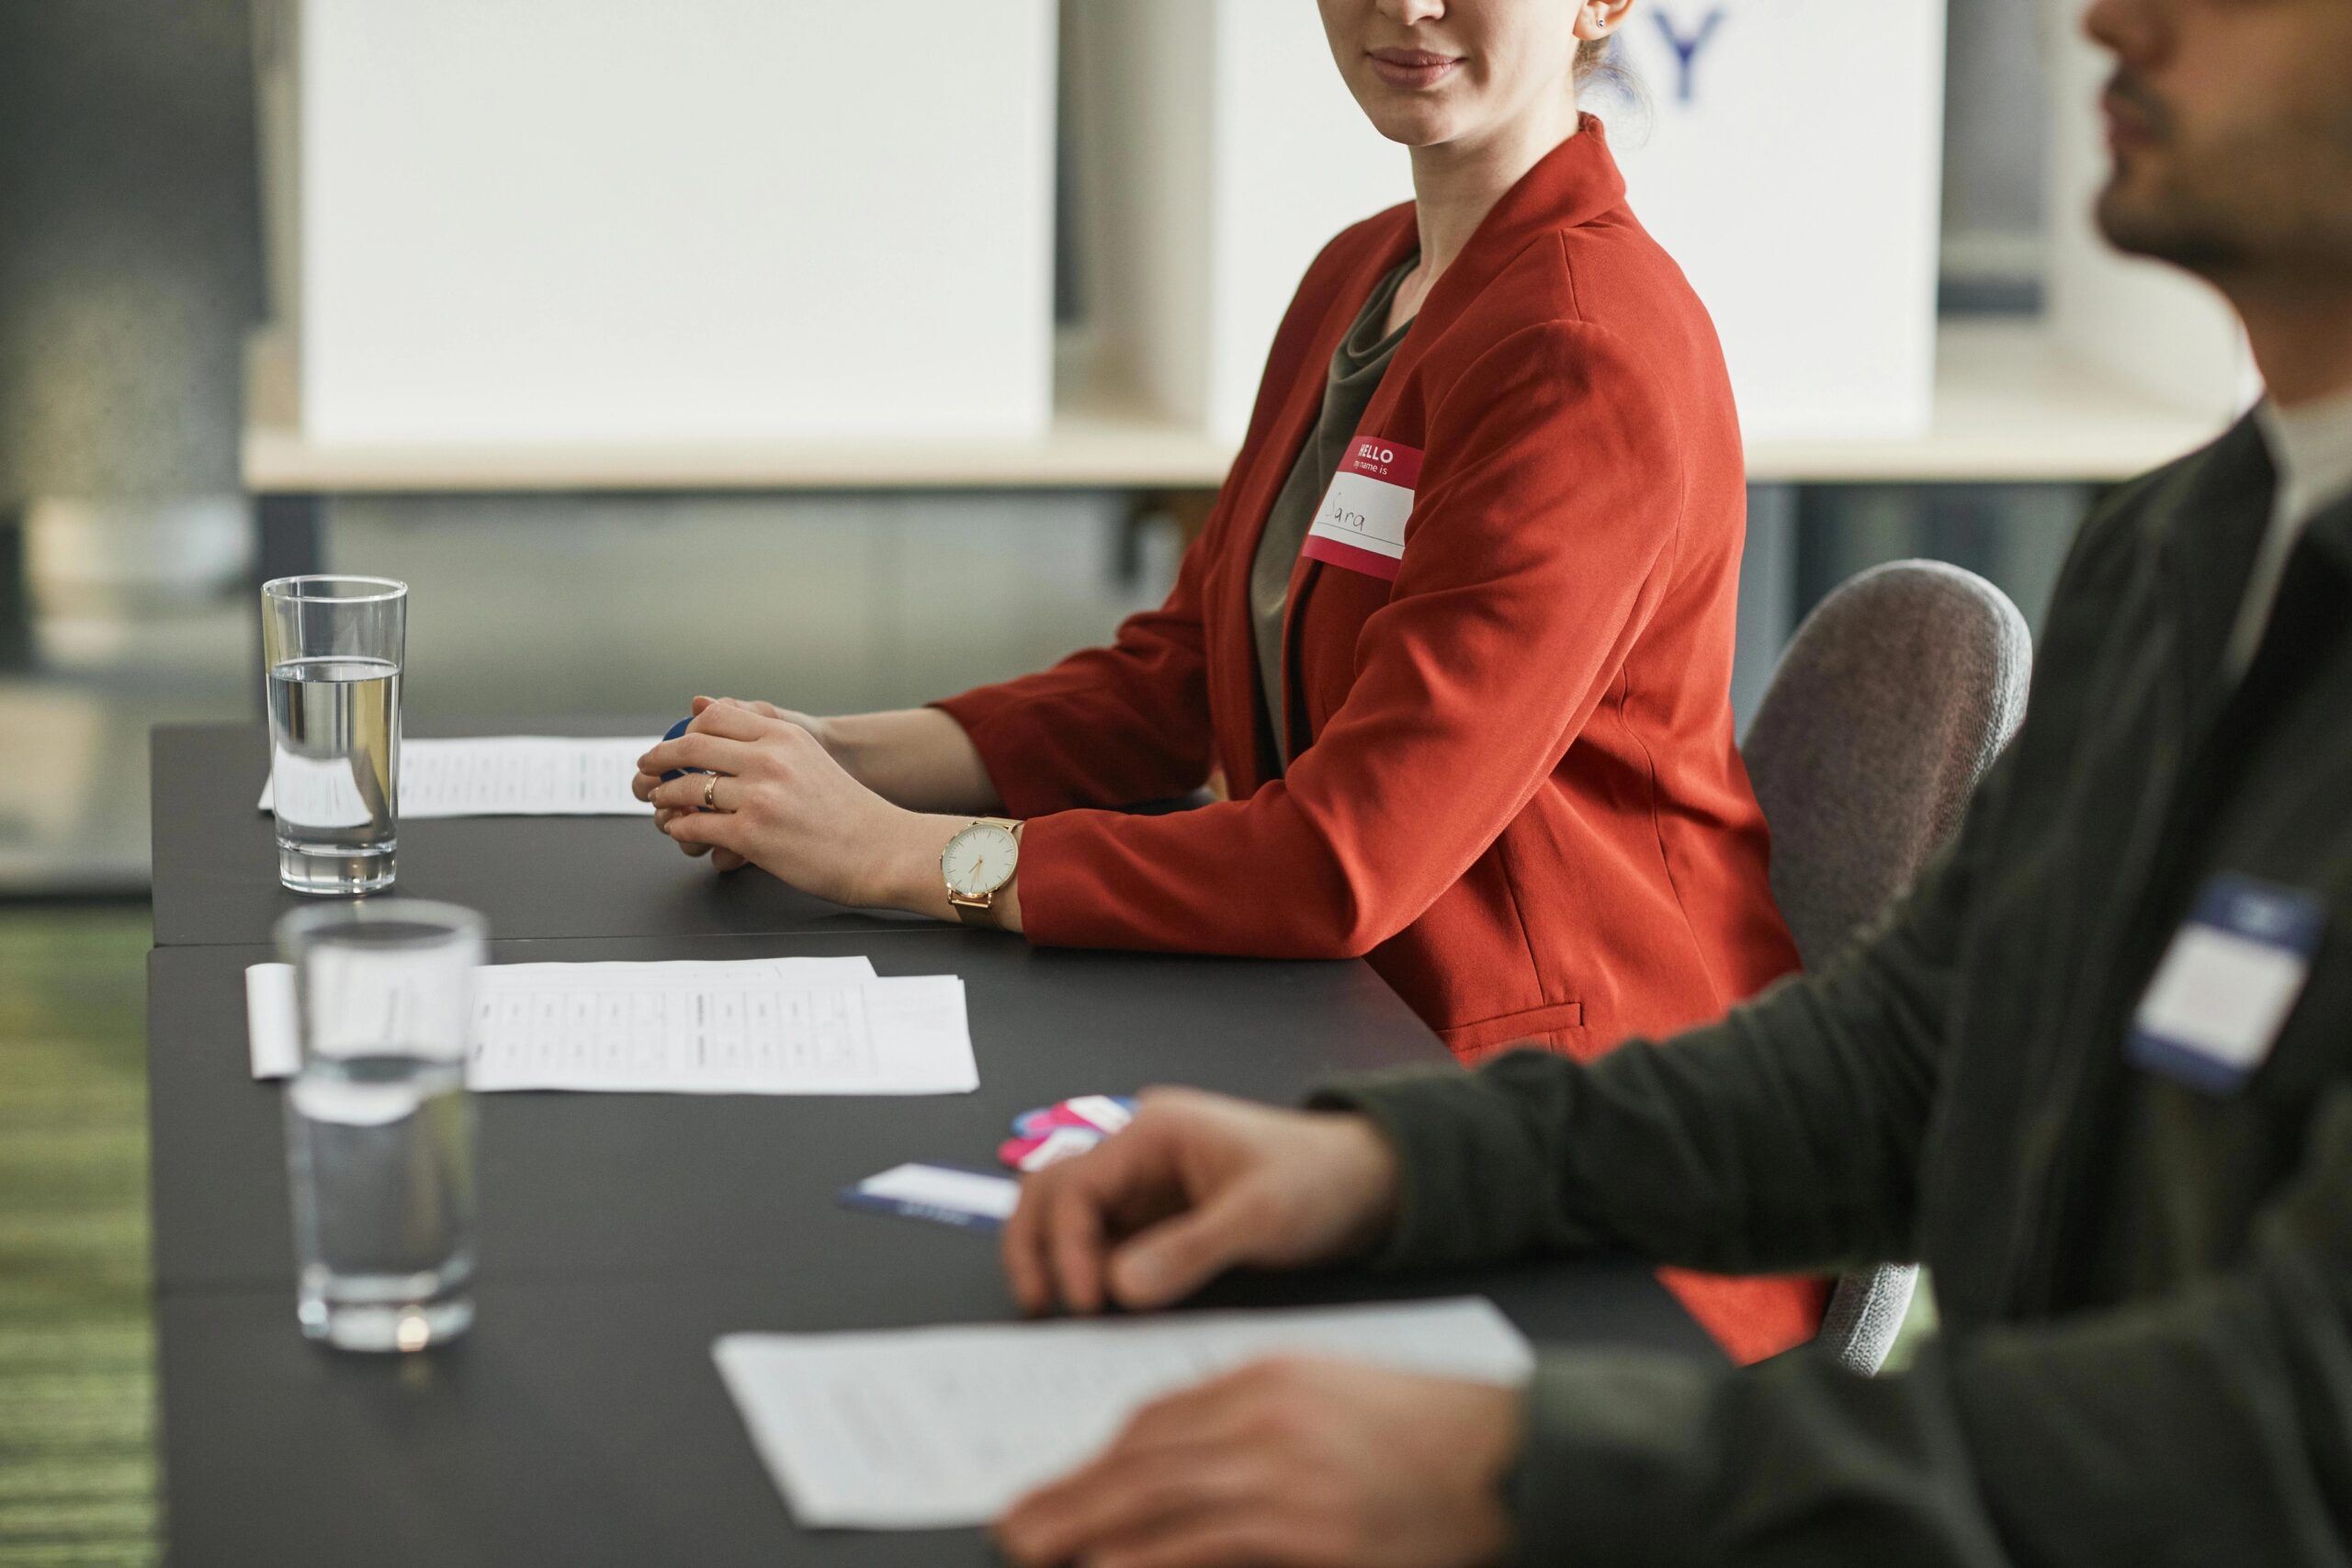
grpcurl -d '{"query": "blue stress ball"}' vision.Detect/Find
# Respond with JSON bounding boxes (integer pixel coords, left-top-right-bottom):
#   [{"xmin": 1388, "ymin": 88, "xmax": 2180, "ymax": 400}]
[{"xmin": 660, "ymin": 716, "xmax": 697, "ymax": 783}]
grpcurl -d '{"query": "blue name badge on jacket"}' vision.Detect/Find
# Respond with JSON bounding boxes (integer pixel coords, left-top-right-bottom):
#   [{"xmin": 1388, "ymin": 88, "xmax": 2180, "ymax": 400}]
[{"xmin": 2127, "ymin": 874, "xmax": 2326, "ymax": 1095}]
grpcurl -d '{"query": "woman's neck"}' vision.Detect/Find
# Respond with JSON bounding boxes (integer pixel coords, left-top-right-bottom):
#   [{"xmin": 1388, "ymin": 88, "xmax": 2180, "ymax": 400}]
[{"xmin": 1390, "ymin": 93, "xmax": 1585, "ymax": 332}]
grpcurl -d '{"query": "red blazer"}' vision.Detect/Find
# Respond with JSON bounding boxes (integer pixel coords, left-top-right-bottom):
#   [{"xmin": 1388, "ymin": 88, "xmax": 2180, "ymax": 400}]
[{"xmin": 938, "ymin": 123, "xmax": 1819, "ymax": 1361}]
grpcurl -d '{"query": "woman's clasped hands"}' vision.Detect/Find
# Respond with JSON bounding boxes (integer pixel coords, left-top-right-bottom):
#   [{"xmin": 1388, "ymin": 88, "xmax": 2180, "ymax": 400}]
[{"xmin": 631, "ymin": 695, "xmax": 969, "ymax": 919}]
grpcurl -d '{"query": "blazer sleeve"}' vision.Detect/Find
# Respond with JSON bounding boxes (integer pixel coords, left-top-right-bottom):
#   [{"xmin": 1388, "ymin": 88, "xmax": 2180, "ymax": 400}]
[
  {"xmin": 930, "ymin": 522, "xmax": 1220, "ymax": 817},
  {"xmin": 1011, "ymin": 321, "xmax": 1693, "ymax": 959}
]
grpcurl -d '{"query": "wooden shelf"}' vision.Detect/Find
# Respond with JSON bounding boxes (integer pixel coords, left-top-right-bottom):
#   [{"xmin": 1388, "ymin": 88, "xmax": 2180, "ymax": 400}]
[
  {"xmin": 243, "ymin": 320, "xmax": 2233, "ymax": 496},
  {"xmin": 240, "ymin": 333, "xmax": 1236, "ymax": 494},
  {"xmin": 1744, "ymin": 319, "xmax": 2232, "ymax": 485}
]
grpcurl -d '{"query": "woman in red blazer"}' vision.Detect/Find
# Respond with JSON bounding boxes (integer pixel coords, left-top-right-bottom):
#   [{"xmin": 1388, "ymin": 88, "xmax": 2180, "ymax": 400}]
[{"xmin": 637, "ymin": 0, "xmax": 1817, "ymax": 1360}]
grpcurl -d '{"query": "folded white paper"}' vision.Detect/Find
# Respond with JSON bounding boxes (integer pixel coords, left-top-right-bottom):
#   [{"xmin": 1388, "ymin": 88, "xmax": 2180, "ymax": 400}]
[
  {"xmin": 246, "ymin": 957, "xmax": 980, "ymax": 1096},
  {"xmin": 259, "ymin": 736, "xmax": 657, "ymax": 818},
  {"xmin": 714, "ymin": 1298, "xmax": 1534, "ymax": 1530}
]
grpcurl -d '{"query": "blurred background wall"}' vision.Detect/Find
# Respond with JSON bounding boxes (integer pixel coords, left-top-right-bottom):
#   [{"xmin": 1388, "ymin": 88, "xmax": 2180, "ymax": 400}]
[
  {"xmin": 0, "ymin": 0, "xmax": 2226, "ymax": 896},
  {"xmin": 0, "ymin": 0, "xmax": 263, "ymax": 890}
]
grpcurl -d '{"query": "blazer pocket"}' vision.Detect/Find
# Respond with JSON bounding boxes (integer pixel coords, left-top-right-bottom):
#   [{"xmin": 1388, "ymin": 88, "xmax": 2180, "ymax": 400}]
[{"xmin": 1439, "ymin": 999, "xmax": 1589, "ymax": 1066}]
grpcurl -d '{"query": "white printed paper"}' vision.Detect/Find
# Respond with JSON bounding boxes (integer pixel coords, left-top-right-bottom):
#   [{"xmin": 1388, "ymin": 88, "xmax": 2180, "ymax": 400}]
[
  {"xmin": 713, "ymin": 1298, "xmax": 1534, "ymax": 1529},
  {"xmin": 260, "ymin": 736, "xmax": 656, "ymax": 818},
  {"xmin": 247, "ymin": 957, "xmax": 865, "ymax": 1078},
  {"xmin": 244, "ymin": 963, "xmax": 303, "ymax": 1078},
  {"xmin": 266, "ymin": 752, "xmax": 382, "ymax": 829},
  {"xmin": 246, "ymin": 958, "xmax": 980, "ymax": 1096}
]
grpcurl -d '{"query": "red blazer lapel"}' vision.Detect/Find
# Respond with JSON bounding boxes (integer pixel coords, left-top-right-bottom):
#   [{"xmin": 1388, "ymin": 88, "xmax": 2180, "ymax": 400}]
[
  {"xmin": 1273, "ymin": 118, "xmax": 1633, "ymax": 765},
  {"xmin": 1212, "ymin": 209, "xmax": 1418, "ymax": 794}
]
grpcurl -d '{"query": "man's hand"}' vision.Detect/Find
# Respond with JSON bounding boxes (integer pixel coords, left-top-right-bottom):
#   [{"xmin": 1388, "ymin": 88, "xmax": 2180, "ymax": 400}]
[
  {"xmin": 1001, "ymin": 1089, "xmax": 1404, "ymax": 1315},
  {"xmin": 995, "ymin": 1359, "xmax": 1522, "ymax": 1568}
]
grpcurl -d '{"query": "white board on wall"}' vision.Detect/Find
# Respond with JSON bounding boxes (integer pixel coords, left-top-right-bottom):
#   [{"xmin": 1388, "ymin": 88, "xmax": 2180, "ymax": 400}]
[
  {"xmin": 293, "ymin": 0, "xmax": 1058, "ymax": 445},
  {"xmin": 1611, "ymin": 0, "xmax": 1950, "ymax": 442},
  {"xmin": 1077, "ymin": 0, "xmax": 1948, "ymax": 446}
]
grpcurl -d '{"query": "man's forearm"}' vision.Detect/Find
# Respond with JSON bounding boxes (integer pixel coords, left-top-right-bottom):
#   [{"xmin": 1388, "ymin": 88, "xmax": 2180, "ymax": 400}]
[
  {"xmin": 1308, "ymin": 819, "xmax": 1984, "ymax": 1280},
  {"xmin": 1504, "ymin": 1176, "xmax": 2352, "ymax": 1568}
]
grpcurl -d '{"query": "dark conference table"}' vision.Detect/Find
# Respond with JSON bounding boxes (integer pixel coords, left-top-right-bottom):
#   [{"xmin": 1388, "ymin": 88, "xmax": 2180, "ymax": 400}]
[
  {"xmin": 148, "ymin": 722, "xmax": 1718, "ymax": 1566},
  {"xmin": 151, "ymin": 721, "xmax": 917, "ymax": 946}
]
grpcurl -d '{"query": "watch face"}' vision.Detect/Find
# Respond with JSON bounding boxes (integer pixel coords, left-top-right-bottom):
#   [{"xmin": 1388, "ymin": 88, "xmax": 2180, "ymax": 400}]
[{"xmin": 943, "ymin": 824, "xmax": 1019, "ymax": 898}]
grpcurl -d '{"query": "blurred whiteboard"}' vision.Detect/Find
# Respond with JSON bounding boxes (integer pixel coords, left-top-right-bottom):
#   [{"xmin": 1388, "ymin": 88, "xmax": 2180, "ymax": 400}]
[
  {"xmin": 1074, "ymin": 0, "xmax": 1949, "ymax": 445},
  {"xmin": 277, "ymin": 0, "xmax": 1057, "ymax": 445}
]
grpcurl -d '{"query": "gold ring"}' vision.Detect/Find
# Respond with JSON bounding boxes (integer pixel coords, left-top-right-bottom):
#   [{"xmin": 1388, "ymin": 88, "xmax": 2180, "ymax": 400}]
[{"xmin": 702, "ymin": 773, "xmax": 721, "ymax": 809}]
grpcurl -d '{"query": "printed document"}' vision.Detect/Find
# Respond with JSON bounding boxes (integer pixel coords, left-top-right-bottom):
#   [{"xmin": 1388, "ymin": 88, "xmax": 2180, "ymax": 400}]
[
  {"xmin": 245, "ymin": 958, "xmax": 980, "ymax": 1096},
  {"xmin": 259, "ymin": 736, "xmax": 656, "ymax": 818},
  {"xmin": 713, "ymin": 1298, "xmax": 1534, "ymax": 1529}
]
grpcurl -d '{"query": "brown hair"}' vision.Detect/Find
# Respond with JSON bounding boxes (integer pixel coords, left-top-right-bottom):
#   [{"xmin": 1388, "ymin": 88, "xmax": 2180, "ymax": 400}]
[{"xmin": 1574, "ymin": 34, "xmax": 1634, "ymax": 96}]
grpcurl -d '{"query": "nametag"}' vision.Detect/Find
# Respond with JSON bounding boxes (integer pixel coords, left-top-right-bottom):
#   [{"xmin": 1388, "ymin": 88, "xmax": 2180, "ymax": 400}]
[
  {"xmin": 1301, "ymin": 440, "xmax": 1423, "ymax": 581},
  {"xmin": 1012, "ymin": 1094, "xmax": 1137, "ymax": 1139},
  {"xmin": 838, "ymin": 1163, "xmax": 1020, "ymax": 1233},
  {"xmin": 2126, "ymin": 874, "xmax": 2325, "ymax": 1095},
  {"xmin": 1000, "ymin": 1125, "xmax": 1105, "ymax": 1173}
]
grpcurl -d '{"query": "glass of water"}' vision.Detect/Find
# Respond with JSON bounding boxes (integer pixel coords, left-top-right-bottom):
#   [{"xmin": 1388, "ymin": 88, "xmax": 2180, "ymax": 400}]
[
  {"xmin": 278, "ymin": 899, "xmax": 485, "ymax": 1352},
  {"xmin": 262, "ymin": 575, "xmax": 407, "ymax": 896}
]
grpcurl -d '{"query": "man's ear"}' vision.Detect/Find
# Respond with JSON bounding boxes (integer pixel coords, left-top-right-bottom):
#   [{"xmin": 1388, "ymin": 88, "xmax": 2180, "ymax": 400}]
[{"xmin": 1573, "ymin": 0, "xmax": 1638, "ymax": 44}]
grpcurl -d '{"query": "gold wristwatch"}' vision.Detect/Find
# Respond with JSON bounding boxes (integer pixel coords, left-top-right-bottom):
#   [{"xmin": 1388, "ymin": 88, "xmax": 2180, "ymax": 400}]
[{"xmin": 942, "ymin": 818, "xmax": 1023, "ymax": 929}]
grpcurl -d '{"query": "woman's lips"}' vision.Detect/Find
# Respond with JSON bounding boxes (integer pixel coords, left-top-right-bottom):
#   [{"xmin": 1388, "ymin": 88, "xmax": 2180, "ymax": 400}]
[{"xmin": 1368, "ymin": 49, "xmax": 1463, "ymax": 90}]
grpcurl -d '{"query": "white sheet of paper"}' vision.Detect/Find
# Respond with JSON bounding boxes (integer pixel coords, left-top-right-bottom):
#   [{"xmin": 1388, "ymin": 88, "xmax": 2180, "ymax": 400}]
[
  {"xmin": 713, "ymin": 1298, "xmax": 1535, "ymax": 1530},
  {"xmin": 266, "ymin": 751, "xmax": 380, "ymax": 829},
  {"xmin": 244, "ymin": 963, "xmax": 303, "ymax": 1078},
  {"xmin": 244, "ymin": 958, "xmax": 977, "ymax": 1096},
  {"xmin": 247, "ymin": 957, "xmax": 875, "ymax": 1079},
  {"xmin": 258, "ymin": 736, "xmax": 656, "ymax": 818}
]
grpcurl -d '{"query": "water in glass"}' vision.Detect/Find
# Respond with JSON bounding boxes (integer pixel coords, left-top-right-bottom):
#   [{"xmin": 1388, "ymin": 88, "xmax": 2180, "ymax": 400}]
[
  {"xmin": 268, "ymin": 655, "xmax": 401, "ymax": 895},
  {"xmin": 286, "ymin": 1051, "xmax": 476, "ymax": 1351}
]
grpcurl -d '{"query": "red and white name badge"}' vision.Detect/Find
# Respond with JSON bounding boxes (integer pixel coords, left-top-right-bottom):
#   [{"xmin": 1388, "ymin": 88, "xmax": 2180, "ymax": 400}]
[{"xmin": 1300, "ymin": 440, "xmax": 1423, "ymax": 582}]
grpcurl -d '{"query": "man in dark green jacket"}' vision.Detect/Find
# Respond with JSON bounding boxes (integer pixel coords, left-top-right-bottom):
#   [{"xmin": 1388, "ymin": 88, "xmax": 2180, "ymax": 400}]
[{"xmin": 989, "ymin": 1, "xmax": 2352, "ymax": 1563}]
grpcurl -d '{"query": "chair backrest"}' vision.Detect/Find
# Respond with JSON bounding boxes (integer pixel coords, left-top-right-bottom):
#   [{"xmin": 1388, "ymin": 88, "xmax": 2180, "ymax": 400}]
[
  {"xmin": 1744, "ymin": 560, "xmax": 2032, "ymax": 972},
  {"xmin": 1742, "ymin": 560, "xmax": 2032, "ymax": 1373}
]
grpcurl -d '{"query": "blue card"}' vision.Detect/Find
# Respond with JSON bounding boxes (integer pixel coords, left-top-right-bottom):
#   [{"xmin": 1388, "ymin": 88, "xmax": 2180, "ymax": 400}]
[
  {"xmin": 837, "ymin": 1163, "xmax": 1020, "ymax": 1234},
  {"xmin": 2126, "ymin": 874, "xmax": 2325, "ymax": 1095},
  {"xmin": 659, "ymin": 716, "xmax": 697, "ymax": 784}
]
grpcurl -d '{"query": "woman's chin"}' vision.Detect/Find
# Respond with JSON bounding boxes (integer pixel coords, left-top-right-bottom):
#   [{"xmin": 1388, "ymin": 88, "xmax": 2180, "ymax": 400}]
[{"xmin": 1360, "ymin": 101, "xmax": 1470, "ymax": 151}]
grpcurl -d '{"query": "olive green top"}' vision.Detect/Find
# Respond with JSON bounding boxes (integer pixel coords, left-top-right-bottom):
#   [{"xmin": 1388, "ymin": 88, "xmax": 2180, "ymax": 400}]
[
  {"xmin": 1250, "ymin": 257, "xmax": 1417, "ymax": 773},
  {"xmin": 1316, "ymin": 415, "xmax": 2352, "ymax": 1565}
]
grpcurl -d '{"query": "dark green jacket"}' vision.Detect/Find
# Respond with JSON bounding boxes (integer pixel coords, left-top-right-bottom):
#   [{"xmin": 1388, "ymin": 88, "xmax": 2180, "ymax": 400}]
[{"xmin": 1322, "ymin": 416, "xmax": 2352, "ymax": 1565}]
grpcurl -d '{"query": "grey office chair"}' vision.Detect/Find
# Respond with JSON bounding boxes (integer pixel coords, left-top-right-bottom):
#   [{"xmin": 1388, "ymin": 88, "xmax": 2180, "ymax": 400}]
[{"xmin": 1742, "ymin": 560, "xmax": 2032, "ymax": 1374}]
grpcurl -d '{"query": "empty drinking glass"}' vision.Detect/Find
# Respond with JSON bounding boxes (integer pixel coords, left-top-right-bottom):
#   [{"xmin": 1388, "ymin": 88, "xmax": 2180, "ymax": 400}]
[
  {"xmin": 263, "ymin": 575, "xmax": 407, "ymax": 895},
  {"xmin": 279, "ymin": 899, "xmax": 485, "ymax": 1352}
]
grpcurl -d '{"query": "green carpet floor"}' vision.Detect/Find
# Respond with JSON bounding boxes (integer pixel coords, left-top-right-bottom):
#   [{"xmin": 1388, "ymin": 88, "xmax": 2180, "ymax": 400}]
[{"xmin": 0, "ymin": 906, "xmax": 157, "ymax": 1566}]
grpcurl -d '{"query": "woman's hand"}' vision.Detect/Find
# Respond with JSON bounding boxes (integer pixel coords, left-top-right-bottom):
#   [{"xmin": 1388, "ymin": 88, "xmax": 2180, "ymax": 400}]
[
  {"xmin": 995, "ymin": 1359, "xmax": 1522, "ymax": 1568},
  {"xmin": 632, "ymin": 701, "xmax": 971, "ymax": 917},
  {"xmin": 1001, "ymin": 1089, "xmax": 1403, "ymax": 1315},
  {"xmin": 635, "ymin": 696, "xmax": 1007, "ymax": 873},
  {"xmin": 635, "ymin": 697, "xmax": 832, "ymax": 872}
]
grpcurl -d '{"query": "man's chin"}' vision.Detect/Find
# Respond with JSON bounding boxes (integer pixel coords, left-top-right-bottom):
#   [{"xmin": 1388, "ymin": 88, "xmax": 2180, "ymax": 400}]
[{"xmin": 2094, "ymin": 183, "xmax": 2239, "ymax": 273}]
